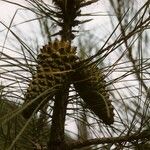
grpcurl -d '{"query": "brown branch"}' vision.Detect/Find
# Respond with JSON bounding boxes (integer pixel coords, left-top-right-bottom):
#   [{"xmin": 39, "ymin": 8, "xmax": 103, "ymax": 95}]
[
  {"xmin": 69, "ymin": 130, "xmax": 150, "ymax": 149},
  {"xmin": 48, "ymin": 85, "xmax": 69, "ymax": 150}
]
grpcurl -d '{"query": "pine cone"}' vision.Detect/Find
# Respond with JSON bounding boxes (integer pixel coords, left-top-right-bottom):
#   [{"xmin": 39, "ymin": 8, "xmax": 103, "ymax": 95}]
[
  {"xmin": 72, "ymin": 62, "xmax": 114, "ymax": 125},
  {"xmin": 22, "ymin": 39, "xmax": 78, "ymax": 119}
]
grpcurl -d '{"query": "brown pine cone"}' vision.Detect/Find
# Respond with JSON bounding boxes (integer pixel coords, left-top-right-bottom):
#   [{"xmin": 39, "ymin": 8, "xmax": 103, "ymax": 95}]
[
  {"xmin": 72, "ymin": 62, "xmax": 114, "ymax": 125},
  {"xmin": 22, "ymin": 39, "xmax": 78, "ymax": 119}
]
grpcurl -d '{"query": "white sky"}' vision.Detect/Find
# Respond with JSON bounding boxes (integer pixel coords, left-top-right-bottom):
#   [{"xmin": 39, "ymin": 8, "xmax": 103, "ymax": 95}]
[
  {"xmin": 0, "ymin": 0, "xmax": 111, "ymax": 28},
  {"xmin": 0, "ymin": 0, "xmax": 115, "ymax": 53},
  {"xmin": 0, "ymin": 0, "xmax": 146, "ymax": 31}
]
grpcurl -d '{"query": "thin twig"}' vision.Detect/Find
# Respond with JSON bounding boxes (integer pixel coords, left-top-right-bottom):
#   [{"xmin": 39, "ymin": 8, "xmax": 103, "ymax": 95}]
[{"xmin": 69, "ymin": 130, "xmax": 150, "ymax": 149}]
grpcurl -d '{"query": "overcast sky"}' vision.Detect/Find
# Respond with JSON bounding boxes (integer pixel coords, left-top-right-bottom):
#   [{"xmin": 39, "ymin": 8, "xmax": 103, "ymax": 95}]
[
  {"xmin": 0, "ymin": 0, "xmax": 147, "ymax": 31},
  {"xmin": 0, "ymin": 0, "xmax": 113, "ymax": 28}
]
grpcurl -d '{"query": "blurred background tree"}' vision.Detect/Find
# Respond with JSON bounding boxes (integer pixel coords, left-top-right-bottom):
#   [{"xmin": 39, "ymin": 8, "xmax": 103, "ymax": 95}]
[{"xmin": 0, "ymin": 0, "xmax": 150, "ymax": 149}]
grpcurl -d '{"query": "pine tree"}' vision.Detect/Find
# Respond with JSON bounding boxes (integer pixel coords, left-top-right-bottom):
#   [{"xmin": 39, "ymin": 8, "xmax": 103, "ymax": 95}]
[{"xmin": 0, "ymin": 0, "xmax": 150, "ymax": 150}]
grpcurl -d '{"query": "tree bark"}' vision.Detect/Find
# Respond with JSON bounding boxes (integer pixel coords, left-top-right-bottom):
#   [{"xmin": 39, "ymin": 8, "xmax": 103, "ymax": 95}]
[{"xmin": 47, "ymin": 85, "xmax": 69, "ymax": 150}]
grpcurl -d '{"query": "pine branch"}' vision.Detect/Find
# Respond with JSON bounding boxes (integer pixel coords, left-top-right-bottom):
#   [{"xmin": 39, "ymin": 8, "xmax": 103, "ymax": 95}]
[
  {"xmin": 111, "ymin": 0, "xmax": 149, "ymax": 92},
  {"xmin": 69, "ymin": 130, "xmax": 150, "ymax": 149}
]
